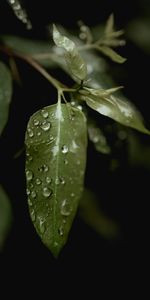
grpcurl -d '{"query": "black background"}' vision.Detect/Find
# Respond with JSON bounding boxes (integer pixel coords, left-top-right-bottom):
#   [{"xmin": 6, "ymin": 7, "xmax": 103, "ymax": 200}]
[{"xmin": 0, "ymin": 0, "xmax": 150, "ymax": 294}]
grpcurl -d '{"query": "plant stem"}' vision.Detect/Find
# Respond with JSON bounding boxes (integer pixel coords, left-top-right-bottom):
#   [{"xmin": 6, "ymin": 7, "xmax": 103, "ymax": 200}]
[{"xmin": 21, "ymin": 54, "xmax": 64, "ymax": 90}]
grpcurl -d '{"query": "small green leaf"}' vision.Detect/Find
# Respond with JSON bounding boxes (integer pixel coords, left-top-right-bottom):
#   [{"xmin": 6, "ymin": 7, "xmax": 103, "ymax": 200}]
[
  {"xmin": 25, "ymin": 102, "xmax": 87, "ymax": 257},
  {"xmin": 105, "ymin": 14, "xmax": 114, "ymax": 36},
  {"xmin": 0, "ymin": 62, "xmax": 12, "ymax": 135},
  {"xmin": 0, "ymin": 185, "xmax": 12, "ymax": 250},
  {"xmin": 88, "ymin": 121, "xmax": 111, "ymax": 154},
  {"xmin": 83, "ymin": 86, "xmax": 123, "ymax": 97},
  {"xmin": 98, "ymin": 45, "xmax": 126, "ymax": 63},
  {"xmin": 80, "ymin": 92, "xmax": 150, "ymax": 134},
  {"xmin": 79, "ymin": 189, "xmax": 119, "ymax": 239},
  {"xmin": 53, "ymin": 25, "xmax": 87, "ymax": 81}
]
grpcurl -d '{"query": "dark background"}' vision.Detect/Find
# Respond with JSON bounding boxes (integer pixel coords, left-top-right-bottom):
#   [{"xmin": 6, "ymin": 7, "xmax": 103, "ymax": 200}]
[{"xmin": 0, "ymin": 0, "xmax": 150, "ymax": 294}]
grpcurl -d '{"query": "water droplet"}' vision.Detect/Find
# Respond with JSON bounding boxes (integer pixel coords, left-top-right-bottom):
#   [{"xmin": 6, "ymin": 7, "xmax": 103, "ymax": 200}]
[
  {"xmin": 58, "ymin": 225, "xmax": 64, "ymax": 236},
  {"xmin": 60, "ymin": 199, "xmax": 71, "ymax": 216},
  {"xmin": 33, "ymin": 119, "xmax": 39, "ymax": 126},
  {"xmin": 49, "ymin": 135, "xmax": 54, "ymax": 141},
  {"xmin": 26, "ymin": 188, "xmax": 30, "ymax": 195},
  {"xmin": 54, "ymin": 241, "xmax": 58, "ymax": 247},
  {"xmin": 30, "ymin": 210, "xmax": 36, "ymax": 222},
  {"xmin": 38, "ymin": 164, "xmax": 49, "ymax": 172},
  {"xmin": 46, "ymin": 177, "xmax": 52, "ymax": 184},
  {"xmin": 77, "ymin": 105, "xmax": 83, "ymax": 111},
  {"xmin": 40, "ymin": 120, "xmax": 51, "ymax": 131},
  {"xmin": 28, "ymin": 198, "xmax": 32, "ymax": 206},
  {"xmin": 30, "ymin": 183, "xmax": 33, "ymax": 189},
  {"xmin": 55, "ymin": 177, "xmax": 60, "ymax": 185},
  {"xmin": 42, "ymin": 187, "xmax": 52, "ymax": 198},
  {"xmin": 44, "ymin": 165, "xmax": 49, "ymax": 172},
  {"xmin": 61, "ymin": 145, "xmax": 68, "ymax": 154},
  {"xmin": 26, "ymin": 170, "xmax": 33, "ymax": 181},
  {"xmin": 27, "ymin": 128, "xmax": 34, "ymax": 137},
  {"xmin": 41, "ymin": 109, "xmax": 49, "ymax": 118},
  {"xmin": 38, "ymin": 217, "xmax": 45, "ymax": 234},
  {"xmin": 36, "ymin": 178, "xmax": 41, "ymax": 185},
  {"xmin": 71, "ymin": 193, "xmax": 75, "ymax": 197},
  {"xmin": 37, "ymin": 131, "xmax": 41, "ymax": 136},
  {"xmin": 31, "ymin": 191, "xmax": 36, "ymax": 198},
  {"xmin": 64, "ymin": 159, "xmax": 68, "ymax": 165},
  {"xmin": 60, "ymin": 177, "xmax": 65, "ymax": 185}
]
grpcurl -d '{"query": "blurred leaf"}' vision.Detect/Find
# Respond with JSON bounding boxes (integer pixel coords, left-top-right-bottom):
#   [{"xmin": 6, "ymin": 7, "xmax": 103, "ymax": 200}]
[
  {"xmin": 127, "ymin": 19, "xmax": 150, "ymax": 54},
  {"xmin": 0, "ymin": 35, "xmax": 56, "ymax": 67},
  {"xmin": 79, "ymin": 189, "xmax": 119, "ymax": 239},
  {"xmin": 105, "ymin": 14, "xmax": 114, "ymax": 36},
  {"xmin": 53, "ymin": 25, "xmax": 87, "ymax": 81},
  {"xmin": 0, "ymin": 185, "xmax": 12, "ymax": 250},
  {"xmin": 88, "ymin": 121, "xmax": 111, "ymax": 154},
  {"xmin": 128, "ymin": 133, "xmax": 150, "ymax": 169},
  {"xmin": 25, "ymin": 102, "xmax": 87, "ymax": 257},
  {"xmin": 97, "ymin": 45, "xmax": 126, "ymax": 63},
  {"xmin": 0, "ymin": 61, "xmax": 12, "ymax": 135},
  {"xmin": 80, "ymin": 90, "xmax": 150, "ymax": 134}
]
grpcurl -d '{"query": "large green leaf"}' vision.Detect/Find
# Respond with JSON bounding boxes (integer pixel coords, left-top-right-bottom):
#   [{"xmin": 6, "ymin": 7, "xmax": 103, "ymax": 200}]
[
  {"xmin": 25, "ymin": 103, "xmax": 87, "ymax": 257},
  {"xmin": 80, "ymin": 91, "xmax": 150, "ymax": 134},
  {"xmin": 0, "ymin": 62, "xmax": 12, "ymax": 135},
  {"xmin": 0, "ymin": 185, "xmax": 12, "ymax": 249},
  {"xmin": 53, "ymin": 25, "xmax": 87, "ymax": 81}
]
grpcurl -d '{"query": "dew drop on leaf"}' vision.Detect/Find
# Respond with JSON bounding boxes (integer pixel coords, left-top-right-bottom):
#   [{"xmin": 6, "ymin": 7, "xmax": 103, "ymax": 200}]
[
  {"xmin": 39, "ymin": 218, "xmax": 45, "ymax": 234},
  {"xmin": 31, "ymin": 191, "xmax": 37, "ymax": 198},
  {"xmin": 30, "ymin": 210, "xmax": 36, "ymax": 222},
  {"xmin": 58, "ymin": 225, "xmax": 64, "ymax": 236},
  {"xmin": 61, "ymin": 145, "xmax": 68, "ymax": 154},
  {"xmin": 60, "ymin": 199, "xmax": 71, "ymax": 216},
  {"xmin": 28, "ymin": 198, "xmax": 32, "ymax": 206},
  {"xmin": 42, "ymin": 187, "xmax": 52, "ymax": 198},
  {"xmin": 41, "ymin": 109, "xmax": 49, "ymax": 119},
  {"xmin": 46, "ymin": 177, "xmax": 52, "ymax": 184},
  {"xmin": 26, "ymin": 188, "xmax": 30, "ymax": 195},
  {"xmin": 35, "ymin": 178, "xmax": 41, "ymax": 185},
  {"xmin": 27, "ymin": 128, "xmax": 34, "ymax": 137},
  {"xmin": 26, "ymin": 170, "xmax": 33, "ymax": 181},
  {"xmin": 33, "ymin": 119, "xmax": 39, "ymax": 126},
  {"xmin": 40, "ymin": 121, "xmax": 51, "ymax": 131},
  {"xmin": 64, "ymin": 159, "xmax": 68, "ymax": 165}
]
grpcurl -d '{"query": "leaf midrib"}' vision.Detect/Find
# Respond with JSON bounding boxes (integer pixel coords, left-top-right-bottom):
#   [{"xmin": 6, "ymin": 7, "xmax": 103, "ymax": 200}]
[{"xmin": 53, "ymin": 100, "xmax": 62, "ymax": 245}]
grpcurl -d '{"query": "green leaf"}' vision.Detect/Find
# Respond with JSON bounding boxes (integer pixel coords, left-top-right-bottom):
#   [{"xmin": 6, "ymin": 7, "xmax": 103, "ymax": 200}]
[
  {"xmin": 25, "ymin": 103, "xmax": 87, "ymax": 257},
  {"xmin": 80, "ymin": 92, "xmax": 150, "ymax": 134},
  {"xmin": 0, "ymin": 35, "xmax": 55, "ymax": 67},
  {"xmin": 98, "ymin": 45, "xmax": 126, "ymax": 63},
  {"xmin": 0, "ymin": 185, "xmax": 12, "ymax": 250},
  {"xmin": 88, "ymin": 121, "xmax": 111, "ymax": 154},
  {"xmin": 79, "ymin": 189, "xmax": 119, "ymax": 239},
  {"xmin": 0, "ymin": 62, "xmax": 12, "ymax": 135},
  {"xmin": 105, "ymin": 14, "xmax": 114, "ymax": 36},
  {"xmin": 53, "ymin": 25, "xmax": 87, "ymax": 81}
]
